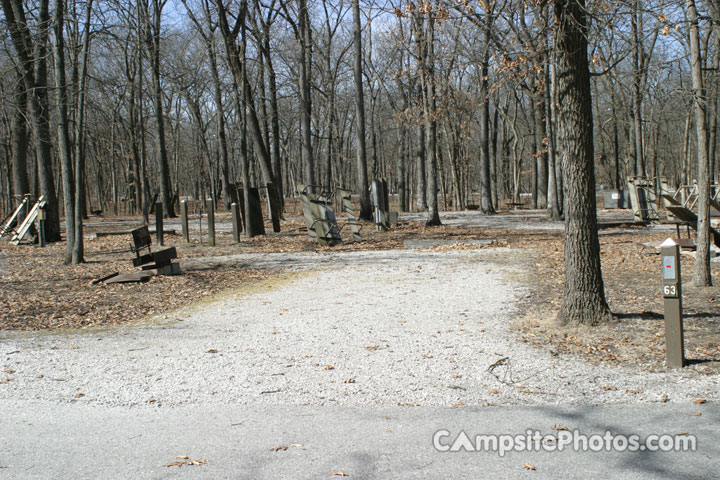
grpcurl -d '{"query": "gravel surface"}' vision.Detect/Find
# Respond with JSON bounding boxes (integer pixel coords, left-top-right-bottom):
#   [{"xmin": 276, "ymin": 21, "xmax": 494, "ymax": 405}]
[{"xmin": 1, "ymin": 248, "xmax": 717, "ymax": 408}]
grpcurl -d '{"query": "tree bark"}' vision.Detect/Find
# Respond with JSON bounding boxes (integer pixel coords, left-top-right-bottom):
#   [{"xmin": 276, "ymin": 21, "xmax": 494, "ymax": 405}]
[
  {"xmin": 424, "ymin": 13, "xmax": 440, "ymax": 226},
  {"xmin": 2, "ymin": 0, "xmax": 61, "ymax": 242},
  {"xmin": 10, "ymin": 71, "xmax": 29, "ymax": 198},
  {"xmin": 686, "ymin": 0, "xmax": 713, "ymax": 286},
  {"xmin": 554, "ymin": 0, "xmax": 612, "ymax": 325},
  {"xmin": 353, "ymin": 0, "xmax": 372, "ymax": 220},
  {"xmin": 215, "ymin": 0, "xmax": 280, "ymax": 231},
  {"xmin": 52, "ymin": 0, "xmax": 75, "ymax": 263},
  {"xmin": 479, "ymin": 49, "xmax": 495, "ymax": 214},
  {"xmin": 631, "ymin": 3, "xmax": 645, "ymax": 177},
  {"xmin": 71, "ymin": 0, "xmax": 93, "ymax": 263},
  {"xmin": 298, "ymin": 0, "xmax": 314, "ymax": 188},
  {"xmin": 143, "ymin": 0, "xmax": 175, "ymax": 217},
  {"xmin": 534, "ymin": 72, "xmax": 548, "ymax": 209},
  {"xmin": 207, "ymin": 33, "xmax": 232, "ymax": 209},
  {"xmin": 264, "ymin": 32, "xmax": 284, "ymax": 214},
  {"xmin": 547, "ymin": 58, "xmax": 563, "ymax": 219}
]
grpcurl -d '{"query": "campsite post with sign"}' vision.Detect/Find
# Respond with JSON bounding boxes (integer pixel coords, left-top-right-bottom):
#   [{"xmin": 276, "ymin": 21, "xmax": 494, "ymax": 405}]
[{"xmin": 661, "ymin": 238, "xmax": 685, "ymax": 368}]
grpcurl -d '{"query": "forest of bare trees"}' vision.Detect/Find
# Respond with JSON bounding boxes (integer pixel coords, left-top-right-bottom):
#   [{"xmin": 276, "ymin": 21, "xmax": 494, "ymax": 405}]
[{"xmin": 1, "ymin": 1, "xmax": 718, "ymax": 302}]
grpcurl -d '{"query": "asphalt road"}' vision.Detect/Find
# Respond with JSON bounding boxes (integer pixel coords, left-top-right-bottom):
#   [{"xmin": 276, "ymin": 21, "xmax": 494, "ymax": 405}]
[{"xmin": 2, "ymin": 401, "xmax": 717, "ymax": 479}]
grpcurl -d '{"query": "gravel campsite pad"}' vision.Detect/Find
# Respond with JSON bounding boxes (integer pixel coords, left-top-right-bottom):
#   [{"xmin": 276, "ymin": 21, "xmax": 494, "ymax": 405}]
[{"xmin": 1, "ymin": 248, "xmax": 717, "ymax": 408}]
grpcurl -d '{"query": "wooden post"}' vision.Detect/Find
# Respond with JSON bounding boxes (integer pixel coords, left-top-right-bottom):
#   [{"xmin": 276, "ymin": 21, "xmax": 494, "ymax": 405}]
[
  {"xmin": 37, "ymin": 204, "xmax": 46, "ymax": 247},
  {"xmin": 181, "ymin": 200, "xmax": 189, "ymax": 242},
  {"xmin": 661, "ymin": 238, "xmax": 685, "ymax": 368},
  {"xmin": 231, "ymin": 202, "xmax": 241, "ymax": 243},
  {"xmin": 155, "ymin": 201, "xmax": 163, "ymax": 246},
  {"xmin": 267, "ymin": 182, "xmax": 281, "ymax": 232},
  {"xmin": 206, "ymin": 198, "xmax": 215, "ymax": 246}
]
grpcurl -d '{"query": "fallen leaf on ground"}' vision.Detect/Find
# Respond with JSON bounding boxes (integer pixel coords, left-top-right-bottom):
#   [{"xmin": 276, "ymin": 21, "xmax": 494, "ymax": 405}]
[
  {"xmin": 323, "ymin": 365, "xmax": 335, "ymax": 370},
  {"xmin": 74, "ymin": 393, "xmax": 85, "ymax": 398},
  {"xmin": 343, "ymin": 378, "xmax": 356, "ymax": 384},
  {"xmin": 331, "ymin": 472, "xmax": 349, "ymax": 477},
  {"xmin": 523, "ymin": 463, "xmax": 536, "ymax": 471},
  {"xmin": 603, "ymin": 386, "xmax": 617, "ymax": 391},
  {"xmin": 205, "ymin": 349, "xmax": 218, "ymax": 354},
  {"xmin": 164, "ymin": 457, "xmax": 209, "ymax": 467},
  {"xmin": 694, "ymin": 399, "xmax": 707, "ymax": 404},
  {"xmin": 552, "ymin": 425, "xmax": 568, "ymax": 431},
  {"xmin": 270, "ymin": 446, "xmax": 288, "ymax": 451},
  {"xmin": 488, "ymin": 389, "xmax": 500, "ymax": 394},
  {"xmin": 691, "ymin": 412, "xmax": 702, "ymax": 416}
]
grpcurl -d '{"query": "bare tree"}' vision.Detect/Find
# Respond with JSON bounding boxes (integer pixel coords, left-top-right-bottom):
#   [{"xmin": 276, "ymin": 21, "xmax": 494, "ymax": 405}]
[
  {"xmin": 1, "ymin": 0, "xmax": 61, "ymax": 241},
  {"xmin": 52, "ymin": 0, "xmax": 76, "ymax": 262},
  {"xmin": 140, "ymin": 0, "xmax": 175, "ymax": 217},
  {"xmin": 10, "ymin": 72, "xmax": 29, "ymax": 199},
  {"xmin": 280, "ymin": 0, "xmax": 315, "ymax": 188},
  {"xmin": 686, "ymin": 0, "xmax": 712, "ymax": 286},
  {"xmin": 353, "ymin": 0, "xmax": 372, "ymax": 219},
  {"xmin": 554, "ymin": 0, "xmax": 612, "ymax": 325}
]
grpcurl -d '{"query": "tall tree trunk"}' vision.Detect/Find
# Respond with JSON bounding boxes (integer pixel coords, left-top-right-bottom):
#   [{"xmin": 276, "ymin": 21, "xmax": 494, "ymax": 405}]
[
  {"xmin": 415, "ymin": 8, "xmax": 440, "ymax": 225},
  {"xmin": 410, "ymin": 15, "xmax": 426, "ymax": 213},
  {"xmin": 491, "ymin": 102, "xmax": 499, "ymax": 208},
  {"xmin": 530, "ymin": 88, "xmax": 539, "ymax": 209},
  {"xmin": 353, "ymin": 0, "xmax": 372, "ymax": 220},
  {"xmin": 298, "ymin": 0, "xmax": 314, "ymax": 188},
  {"xmin": 631, "ymin": 3, "xmax": 645, "ymax": 177},
  {"xmin": 263, "ymin": 31, "xmax": 284, "ymax": 214},
  {"xmin": 534, "ymin": 72, "xmax": 548, "ymax": 209},
  {"xmin": 610, "ymin": 86, "xmax": 621, "ymax": 190},
  {"xmin": 547, "ymin": 58, "xmax": 563, "ymax": 218},
  {"xmin": 686, "ymin": 0, "xmax": 713, "ymax": 286},
  {"xmin": 207, "ymin": 34, "xmax": 232, "ymax": 209},
  {"xmin": 415, "ymin": 124, "xmax": 426, "ymax": 211},
  {"xmin": 52, "ymin": 0, "xmax": 75, "ymax": 263},
  {"xmin": 239, "ymin": 25, "xmax": 255, "ymax": 237},
  {"xmin": 397, "ymin": 123, "xmax": 408, "ymax": 212},
  {"xmin": 137, "ymin": 3, "xmax": 150, "ymax": 224},
  {"xmin": 479, "ymin": 49, "xmax": 495, "ymax": 214},
  {"xmin": 215, "ymin": 0, "xmax": 280, "ymax": 231},
  {"xmin": 141, "ymin": 0, "xmax": 174, "ymax": 217},
  {"xmin": 554, "ymin": 0, "xmax": 611, "ymax": 325},
  {"xmin": 71, "ymin": 0, "xmax": 92, "ymax": 263},
  {"xmin": 423, "ymin": 12, "xmax": 440, "ymax": 226},
  {"xmin": 3, "ymin": 0, "xmax": 61, "ymax": 242},
  {"xmin": 11, "ymin": 71, "xmax": 29, "ymax": 198}
]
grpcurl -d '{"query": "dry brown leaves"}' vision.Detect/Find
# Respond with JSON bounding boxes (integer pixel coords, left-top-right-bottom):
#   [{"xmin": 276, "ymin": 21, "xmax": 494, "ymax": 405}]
[
  {"xmin": 164, "ymin": 456, "xmax": 209, "ymax": 467},
  {"xmin": 516, "ymin": 230, "xmax": 720, "ymax": 374},
  {"xmin": 0, "ymin": 231, "xmax": 271, "ymax": 330},
  {"xmin": 0, "ymin": 215, "xmax": 520, "ymax": 331},
  {"xmin": 2, "ymin": 211, "xmax": 718, "ymax": 381}
]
